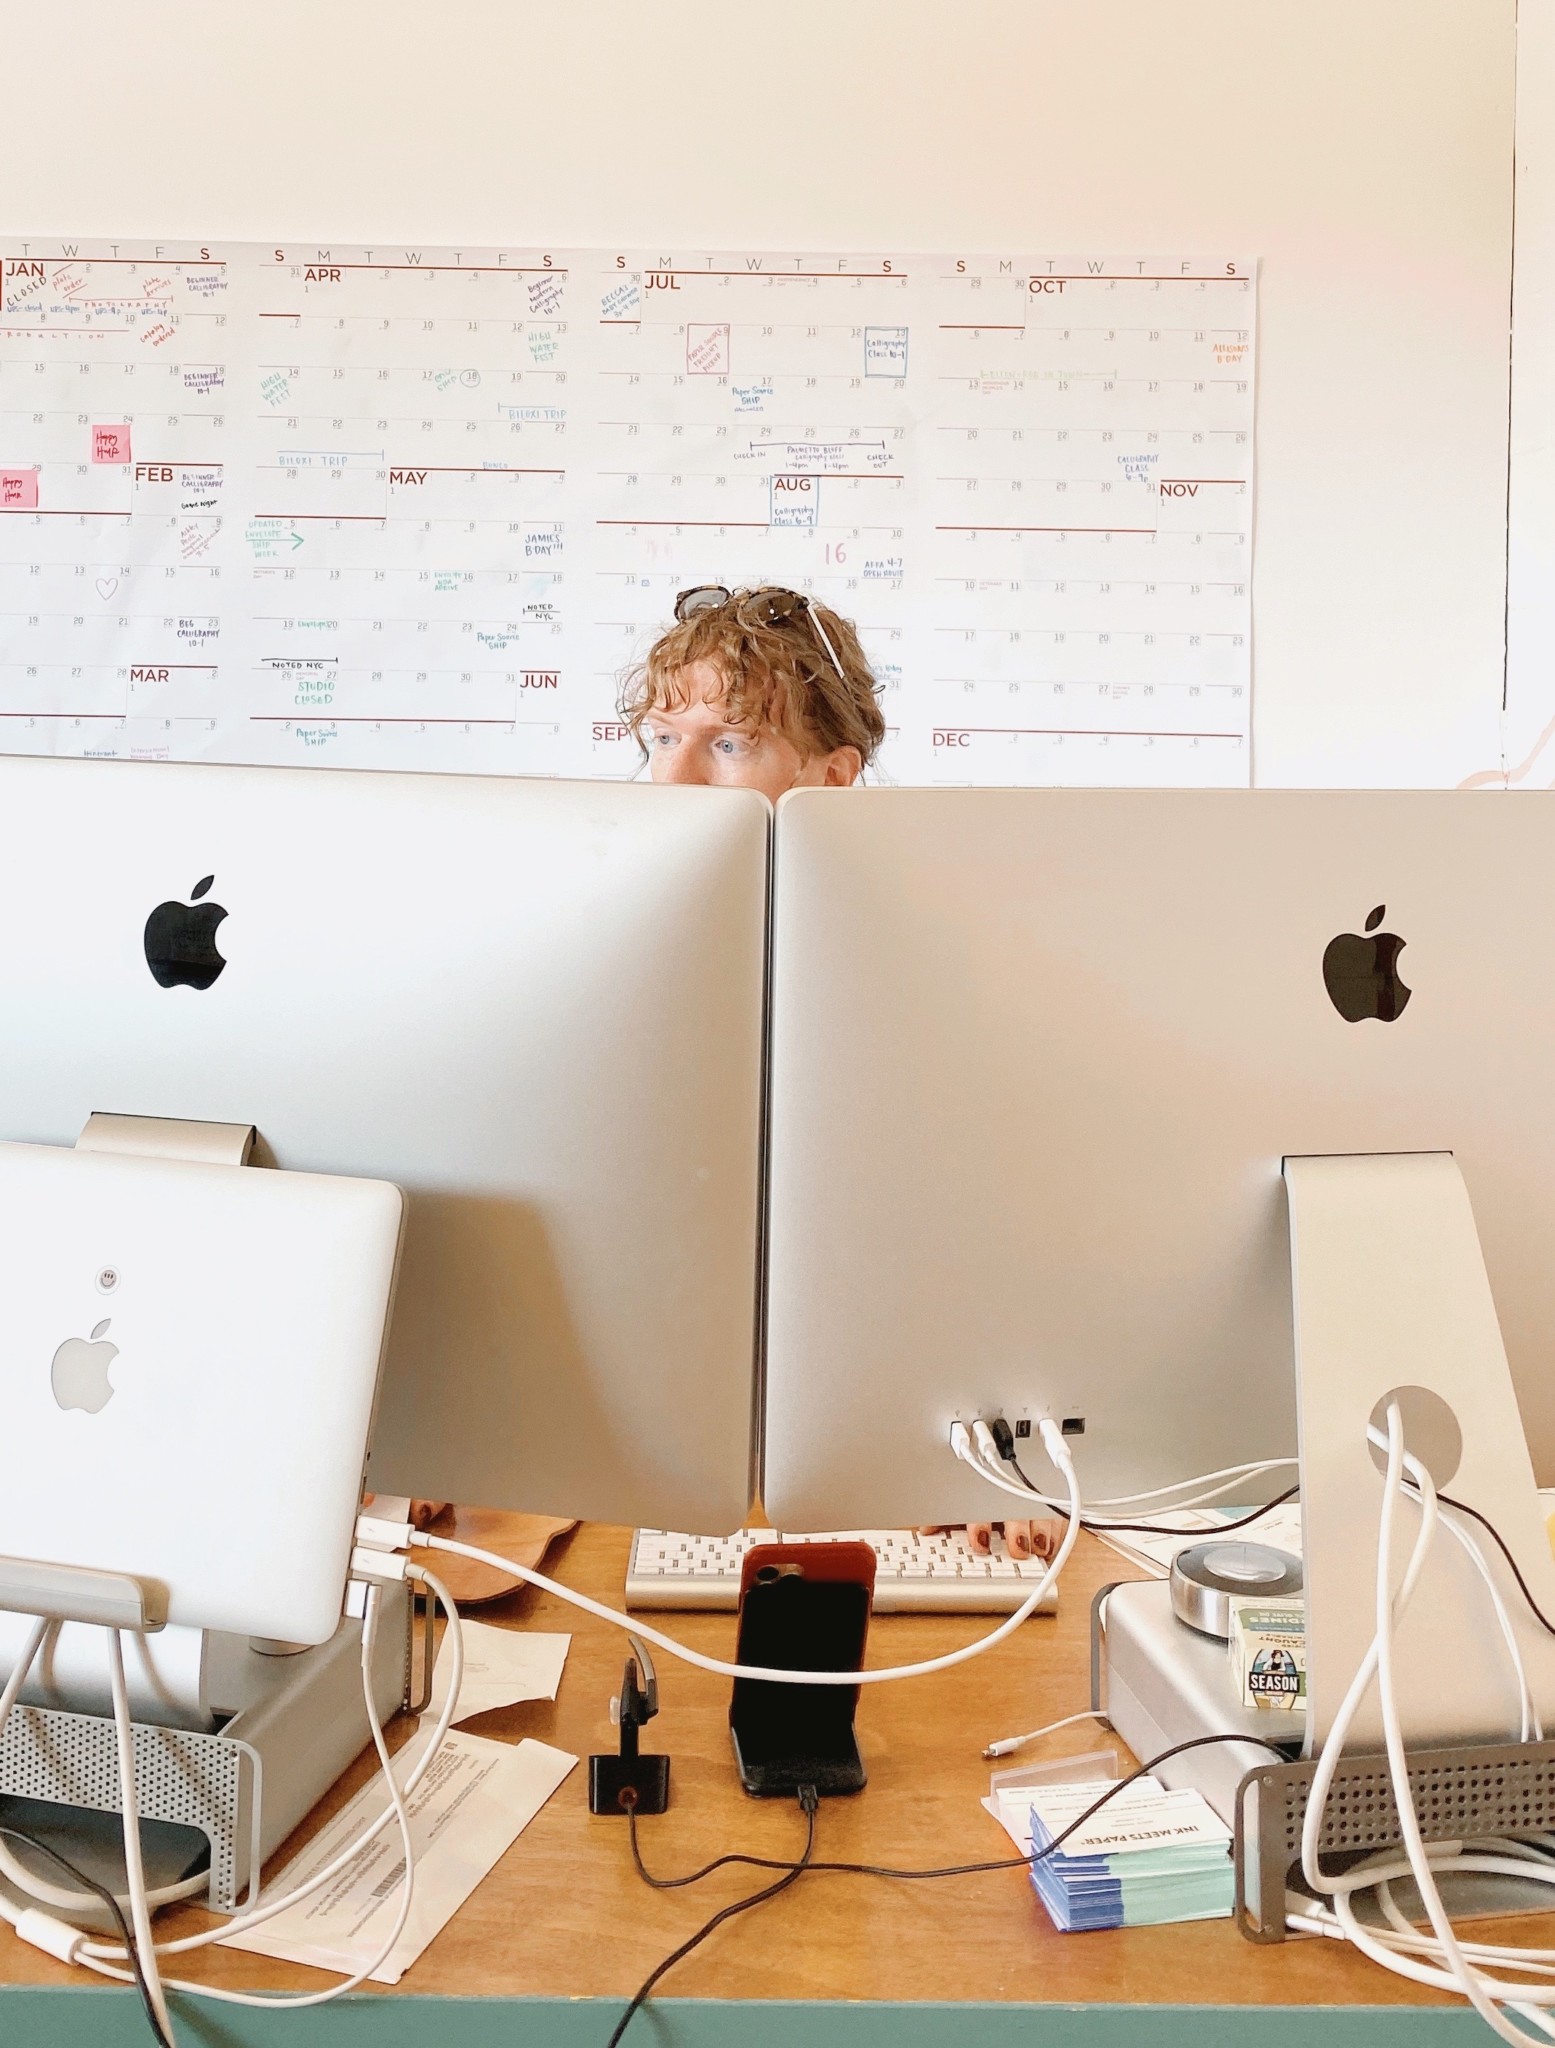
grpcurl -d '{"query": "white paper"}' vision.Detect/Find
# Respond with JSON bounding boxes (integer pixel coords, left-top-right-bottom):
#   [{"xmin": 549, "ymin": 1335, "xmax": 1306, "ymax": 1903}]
[
  {"xmin": 428, "ymin": 1619, "xmax": 570, "ymax": 1724},
  {"xmin": 0, "ymin": 241, "xmax": 1256, "ymax": 789},
  {"xmin": 220, "ymin": 1731, "xmax": 575, "ymax": 1983},
  {"xmin": 1097, "ymin": 1496, "xmax": 1305, "ymax": 1577},
  {"xmin": 982, "ymin": 1754, "xmax": 1118, "ymax": 1851},
  {"xmin": 1094, "ymin": 1508, "xmax": 1227, "ymax": 1576},
  {"xmin": 1232, "ymin": 1499, "xmax": 1303, "ymax": 1556},
  {"xmin": 985, "ymin": 1775, "xmax": 1233, "ymax": 1859},
  {"xmin": 1027, "ymin": 1777, "xmax": 1230, "ymax": 1857}
]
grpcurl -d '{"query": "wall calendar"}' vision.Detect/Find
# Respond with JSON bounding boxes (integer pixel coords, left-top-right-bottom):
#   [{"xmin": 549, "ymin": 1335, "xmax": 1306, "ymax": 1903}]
[{"xmin": 0, "ymin": 241, "xmax": 1256, "ymax": 785}]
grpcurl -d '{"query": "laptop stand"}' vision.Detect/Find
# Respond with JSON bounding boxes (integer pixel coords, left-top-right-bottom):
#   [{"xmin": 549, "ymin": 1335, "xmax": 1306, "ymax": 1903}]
[
  {"xmin": 0, "ymin": 1114, "xmax": 422, "ymax": 1914},
  {"xmin": 0, "ymin": 1585, "xmax": 417, "ymax": 1911}
]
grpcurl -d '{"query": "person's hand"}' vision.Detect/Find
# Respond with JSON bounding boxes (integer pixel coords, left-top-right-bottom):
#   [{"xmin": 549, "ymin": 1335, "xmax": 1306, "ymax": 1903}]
[{"xmin": 919, "ymin": 1520, "xmax": 1058, "ymax": 1559}]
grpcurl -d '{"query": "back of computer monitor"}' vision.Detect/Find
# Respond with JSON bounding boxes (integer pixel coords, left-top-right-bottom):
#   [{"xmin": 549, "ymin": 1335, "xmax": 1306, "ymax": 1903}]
[
  {"xmin": 0, "ymin": 756, "xmax": 768, "ymax": 1532},
  {"xmin": 762, "ymin": 787, "xmax": 1555, "ymax": 1530}
]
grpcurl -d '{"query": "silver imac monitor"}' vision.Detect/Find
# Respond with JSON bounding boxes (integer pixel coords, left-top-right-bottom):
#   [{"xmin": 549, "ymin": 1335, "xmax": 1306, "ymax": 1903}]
[
  {"xmin": 762, "ymin": 787, "xmax": 1555, "ymax": 1529},
  {"xmin": 0, "ymin": 756, "xmax": 767, "ymax": 1531}
]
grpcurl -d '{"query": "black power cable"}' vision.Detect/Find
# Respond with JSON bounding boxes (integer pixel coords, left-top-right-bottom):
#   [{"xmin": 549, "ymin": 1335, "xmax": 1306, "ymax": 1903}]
[
  {"xmin": 1080, "ymin": 1485, "xmax": 1299, "ymax": 1538},
  {"xmin": 624, "ymin": 1732, "xmax": 1286, "ymax": 1900},
  {"xmin": 0, "ymin": 1823, "xmax": 174, "ymax": 2048},
  {"xmin": 606, "ymin": 1784, "xmax": 819, "ymax": 2048},
  {"xmin": 1437, "ymin": 1492, "xmax": 1555, "ymax": 1641}
]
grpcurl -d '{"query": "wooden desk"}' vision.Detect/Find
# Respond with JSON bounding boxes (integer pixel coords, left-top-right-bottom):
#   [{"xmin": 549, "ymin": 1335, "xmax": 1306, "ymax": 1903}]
[{"xmin": 0, "ymin": 1527, "xmax": 1498, "ymax": 2044}]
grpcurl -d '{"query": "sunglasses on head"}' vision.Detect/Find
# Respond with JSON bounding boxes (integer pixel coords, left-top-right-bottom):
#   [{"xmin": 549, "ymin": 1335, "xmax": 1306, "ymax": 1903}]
[{"xmin": 673, "ymin": 584, "xmax": 848, "ymax": 686}]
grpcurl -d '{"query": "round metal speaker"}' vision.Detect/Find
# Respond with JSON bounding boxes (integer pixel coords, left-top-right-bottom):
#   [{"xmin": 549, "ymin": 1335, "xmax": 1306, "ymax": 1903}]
[{"xmin": 1168, "ymin": 1541, "xmax": 1303, "ymax": 1639}]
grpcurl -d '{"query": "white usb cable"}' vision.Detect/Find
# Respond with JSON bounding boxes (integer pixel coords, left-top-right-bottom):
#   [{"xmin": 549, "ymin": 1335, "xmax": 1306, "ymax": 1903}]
[
  {"xmin": 1436, "ymin": 1511, "xmax": 1539, "ymax": 1744},
  {"xmin": 72, "ymin": 1565, "xmax": 462, "ymax": 2001},
  {"xmin": 955, "ymin": 1423, "xmax": 1292, "ymax": 1527},
  {"xmin": 1080, "ymin": 1458, "xmax": 1296, "ymax": 1510},
  {"xmin": 408, "ymin": 1418, "xmax": 1083, "ymax": 1690},
  {"xmin": 982, "ymin": 1710, "xmax": 1112, "ymax": 1761},
  {"xmin": 108, "ymin": 1628, "xmax": 174, "ymax": 2039}
]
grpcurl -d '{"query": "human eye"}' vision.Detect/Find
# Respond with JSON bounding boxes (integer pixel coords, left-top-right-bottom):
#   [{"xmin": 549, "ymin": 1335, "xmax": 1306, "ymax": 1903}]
[{"xmin": 716, "ymin": 732, "xmax": 753, "ymax": 756}]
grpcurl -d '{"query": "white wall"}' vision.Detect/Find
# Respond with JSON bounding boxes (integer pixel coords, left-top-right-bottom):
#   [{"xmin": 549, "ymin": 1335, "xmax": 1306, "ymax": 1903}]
[
  {"xmin": 1506, "ymin": 0, "xmax": 1555, "ymax": 787},
  {"xmin": 1, "ymin": 0, "xmax": 1518, "ymax": 787}
]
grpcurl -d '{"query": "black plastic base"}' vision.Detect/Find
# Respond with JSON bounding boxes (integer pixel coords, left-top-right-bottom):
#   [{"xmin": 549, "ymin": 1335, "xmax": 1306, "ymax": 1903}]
[
  {"xmin": 589, "ymin": 1753, "xmax": 671, "ymax": 1816},
  {"xmin": 729, "ymin": 1728, "xmax": 866, "ymax": 1799}
]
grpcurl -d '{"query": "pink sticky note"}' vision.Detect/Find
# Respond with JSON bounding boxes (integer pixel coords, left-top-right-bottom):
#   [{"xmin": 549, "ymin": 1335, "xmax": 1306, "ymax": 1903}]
[
  {"xmin": 0, "ymin": 469, "xmax": 39, "ymax": 509},
  {"xmin": 92, "ymin": 424, "xmax": 131, "ymax": 464}
]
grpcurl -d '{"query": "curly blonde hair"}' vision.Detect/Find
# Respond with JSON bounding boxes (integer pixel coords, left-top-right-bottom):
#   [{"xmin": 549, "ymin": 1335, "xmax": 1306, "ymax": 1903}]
[{"xmin": 619, "ymin": 591, "xmax": 886, "ymax": 769}]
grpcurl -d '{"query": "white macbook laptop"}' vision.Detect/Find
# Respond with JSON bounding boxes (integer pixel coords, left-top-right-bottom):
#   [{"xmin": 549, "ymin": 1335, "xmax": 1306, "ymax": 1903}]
[{"xmin": 0, "ymin": 1141, "xmax": 403, "ymax": 1643}]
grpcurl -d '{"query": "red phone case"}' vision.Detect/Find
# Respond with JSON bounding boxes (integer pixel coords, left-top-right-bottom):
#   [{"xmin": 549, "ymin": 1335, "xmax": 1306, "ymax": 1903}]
[{"xmin": 738, "ymin": 1538, "xmax": 878, "ymax": 1610}]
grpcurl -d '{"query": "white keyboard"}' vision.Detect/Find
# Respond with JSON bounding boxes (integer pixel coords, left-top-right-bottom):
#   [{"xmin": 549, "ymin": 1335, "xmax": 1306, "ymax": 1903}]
[{"xmin": 625, "ymin": 1528, "xmax": 1060, "ymax": 1614}]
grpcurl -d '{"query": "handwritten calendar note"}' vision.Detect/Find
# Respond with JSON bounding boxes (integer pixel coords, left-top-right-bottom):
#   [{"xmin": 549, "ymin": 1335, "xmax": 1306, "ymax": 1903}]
[{"xmin": 0, "ymin": 242, "xmax": 1257, "ymax": 786}]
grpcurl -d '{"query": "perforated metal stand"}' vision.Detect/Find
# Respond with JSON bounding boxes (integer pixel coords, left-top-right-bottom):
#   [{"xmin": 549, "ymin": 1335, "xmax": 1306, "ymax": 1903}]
[
  {"xmin": 1233, "ymin": 1738, "xmax": 1555, "ymax": 1941},
  {"xmin": 0, "ymin": 1587, "xmax": 413, "ymax": 1911}
]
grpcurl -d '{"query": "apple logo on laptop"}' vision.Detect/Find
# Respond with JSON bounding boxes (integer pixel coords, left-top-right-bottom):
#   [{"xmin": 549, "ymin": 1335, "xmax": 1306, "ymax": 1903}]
[
  {"xmin": 144, "ymin": 874, "xmax": 227, "ymax": 990},
  {"xmin": 1322, "ymin": 905, "xmax": 1412, "ymax": 1023},
  {"xmin": 51, "ymin": 1318, "xmax": 119, "ymax": 1414}
]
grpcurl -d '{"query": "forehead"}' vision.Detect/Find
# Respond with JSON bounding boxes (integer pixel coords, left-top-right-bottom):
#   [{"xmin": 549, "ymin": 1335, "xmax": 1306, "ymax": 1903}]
[{"xmin": 649, "ymin": 660, "xmax": 751, "ymax": 724}]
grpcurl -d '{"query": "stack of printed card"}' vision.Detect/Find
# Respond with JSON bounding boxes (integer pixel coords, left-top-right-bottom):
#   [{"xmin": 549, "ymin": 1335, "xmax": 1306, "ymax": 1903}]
[{"xmin": 1024, "ymin": 1776, "xmax": 1235, "ymax": 1931}]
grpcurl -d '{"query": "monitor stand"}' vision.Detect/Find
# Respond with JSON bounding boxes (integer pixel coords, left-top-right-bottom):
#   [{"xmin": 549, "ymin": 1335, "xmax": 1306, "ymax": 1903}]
[
  {"xmin": 0, "ymin": 1114, "xmax": 423, "ymax": 1919},
  {"xmin": 1285, "ymin": 1149, "xmax": 1555, "ymax": 1752},
  {"xmin": 1106, "ymin": 1155, "xmax": 1555, "ymax": 1777},
  {"xmin": 1098, "ymin": 1149, "xmax": 1555, "ymax": 1933}
]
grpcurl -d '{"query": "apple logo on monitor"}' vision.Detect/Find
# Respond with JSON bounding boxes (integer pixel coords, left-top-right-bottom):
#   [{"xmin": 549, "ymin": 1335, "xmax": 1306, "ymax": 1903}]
[
  {"xmin": 51, "ymin": 1318, "xmax": 119, "ymax": 1414},
  {"xmin": 1322, "ymin": 905, "xmax": 1411, "ymax": 1022},
  {"xmin": 144, "ymin": 875, "xmax": 228, "ymax": 990}
]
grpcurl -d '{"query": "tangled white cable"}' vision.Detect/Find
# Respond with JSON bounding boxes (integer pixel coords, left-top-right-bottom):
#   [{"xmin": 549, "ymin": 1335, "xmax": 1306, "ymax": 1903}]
[
  {"xmin": 1294, "ymin": 1402, "xmax": 1555, "ymax": 2045},
  {"xmin": 1080, "ymin": 1458, "xmax": 1296, "ymax": 1511},
  {"xmin": 1, "ymin": 1562, "xmax": 466, "ymax": 2028},
  {"xmin": 952, "ymin": 1422, "xmax": 1293, "ymax": 1528}
]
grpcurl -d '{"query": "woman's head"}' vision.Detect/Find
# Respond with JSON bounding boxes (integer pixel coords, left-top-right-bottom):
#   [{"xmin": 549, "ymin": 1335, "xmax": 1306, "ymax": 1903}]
[{"xmin": 619, "ymin": 586, "xmax": 886, "ymax": 803}]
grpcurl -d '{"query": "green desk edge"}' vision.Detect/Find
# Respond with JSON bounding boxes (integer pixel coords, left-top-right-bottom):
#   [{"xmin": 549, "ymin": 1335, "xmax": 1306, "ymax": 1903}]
[{"xmin": 0, "ymin": 1993, "xmax": 1495, "ymax": 2046}]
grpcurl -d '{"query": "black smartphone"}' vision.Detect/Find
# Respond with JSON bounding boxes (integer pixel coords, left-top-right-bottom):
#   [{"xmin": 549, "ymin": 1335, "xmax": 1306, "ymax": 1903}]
[{"xmin": 729, "ymin": 1540, "xmax": 876, "ymax": 1797}]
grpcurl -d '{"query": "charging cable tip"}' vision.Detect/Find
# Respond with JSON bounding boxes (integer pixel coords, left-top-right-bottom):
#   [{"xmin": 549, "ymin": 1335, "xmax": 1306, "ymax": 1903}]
[
  {"xmin": 948, "ymin": 1420, "xmax": 974, "ymax": 1466},
  {"xmin": 349, "ymin": 1543, "xmax": 410, "ymax": 1584},
  {"xmin": 355, "ymin": 1511, "xmax": 415, "ymax": 1554}
]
